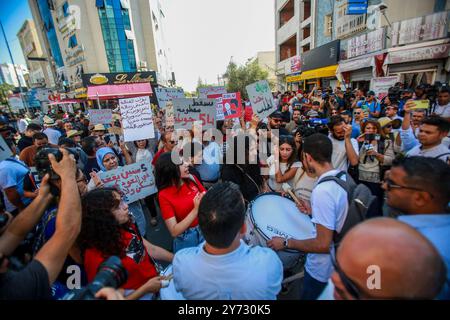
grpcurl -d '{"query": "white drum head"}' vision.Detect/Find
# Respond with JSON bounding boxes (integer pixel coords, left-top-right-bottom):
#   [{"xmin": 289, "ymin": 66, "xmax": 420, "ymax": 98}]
[{"xmin": 249, "ymin": 193, "xmax": 315, "ymax": 245}]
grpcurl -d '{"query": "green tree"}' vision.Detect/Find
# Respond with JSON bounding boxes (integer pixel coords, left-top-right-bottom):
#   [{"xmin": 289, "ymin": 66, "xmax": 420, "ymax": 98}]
[
  {"xmin": 195, "ymin": 77, "xmax": 216, "ymax": 94},
  {"xmin": 223, "ymin": 58, "xmax": 270, "ymax": 99},
  {"xmin": 0, "ymin": 83, "xmax": 14, "ymax": 112}
]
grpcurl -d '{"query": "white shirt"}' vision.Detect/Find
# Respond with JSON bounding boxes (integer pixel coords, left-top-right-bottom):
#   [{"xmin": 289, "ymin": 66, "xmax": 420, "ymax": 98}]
[
  {"xmin": 17, "ymin": 118, "xmax": 28, "ymax": 133},
  {"xmin": 432, "ymin": 102, "xmax": 450, "ymax": 118},
  {"xmin": 43, "ymin": 128, "xmax": 62, "ymax": 145},
  {"xmin": 266, "ymin": 155, "xmax": 301, "ymax": 192},
  {"xmin": 292, "ymin": 167, "xmax": 317, "ymax": 202},
  {"xmin": 135, "ymin": 148, "xmax": 153, "ymax": 164},
  {"xmin": 407, "ymin": 144, "xmax": 450, "ymax": 163},
  {"xmin": 329, "ymin": 135, "xmax": 359, "ymax": 172},
  {"xmin": 305, "ymin": 170, "xmax": 348, "ymax": 283},
  {"xmin": 173, "ymin": 241, "xmax": 283, "ymax": 300}
]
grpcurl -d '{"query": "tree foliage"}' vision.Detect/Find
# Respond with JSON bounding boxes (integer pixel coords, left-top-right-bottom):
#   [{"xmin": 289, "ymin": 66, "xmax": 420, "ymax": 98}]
[
  {"xmin": 223, "ymin": 58, "xmax": 269, "ymax": 100},
  {"xmin": 0, "ymin": 83, "xmax": 14, "ymax": 105}
]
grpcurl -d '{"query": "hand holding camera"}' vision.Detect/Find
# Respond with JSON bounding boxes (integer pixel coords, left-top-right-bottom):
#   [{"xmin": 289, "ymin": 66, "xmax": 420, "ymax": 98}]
[{"xmin": 48, "ymin": 148, "xmax": 77, "ymax": 182}]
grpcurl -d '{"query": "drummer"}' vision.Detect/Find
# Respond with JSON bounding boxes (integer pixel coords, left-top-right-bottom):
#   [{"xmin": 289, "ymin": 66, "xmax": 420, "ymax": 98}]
[
  {"xmin": 268, "ymin": 134, "xmax": 348, "ymax": 300},
  {"xmin": 172, "ymin": 182, "xmax": 283, "ymax": 300}
]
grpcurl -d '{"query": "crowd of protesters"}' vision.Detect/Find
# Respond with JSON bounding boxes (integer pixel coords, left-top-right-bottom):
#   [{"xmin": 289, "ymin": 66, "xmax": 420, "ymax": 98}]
[{"xmin": 0, "ymin": 80, "xmax": 449, "ymax": 301}]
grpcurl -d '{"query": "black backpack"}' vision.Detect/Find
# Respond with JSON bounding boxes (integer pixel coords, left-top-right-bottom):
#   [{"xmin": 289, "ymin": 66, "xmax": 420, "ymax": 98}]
[{"xmin": 318, "ymin": 171, "xmax": 377, "ymax": 246}]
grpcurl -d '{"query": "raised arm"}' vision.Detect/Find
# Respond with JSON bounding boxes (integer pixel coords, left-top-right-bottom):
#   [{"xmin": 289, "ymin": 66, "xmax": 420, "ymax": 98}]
[{"xmin": 34, "ymin": 149, "xmax": 82, "ymax": 285}]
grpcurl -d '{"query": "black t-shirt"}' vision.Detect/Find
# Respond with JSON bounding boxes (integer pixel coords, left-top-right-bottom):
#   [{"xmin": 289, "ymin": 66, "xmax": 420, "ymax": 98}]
[
  {"xmin": 17, "ymin": 136, "xmax": 33, "ymax": 152},
  {"xmin": 0, "ymin": 259, "xmax": 52, "ymax": 300}
]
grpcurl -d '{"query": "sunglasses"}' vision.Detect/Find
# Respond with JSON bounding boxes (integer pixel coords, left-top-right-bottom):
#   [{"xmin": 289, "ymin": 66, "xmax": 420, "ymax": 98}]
[
  {"xmin": 330, "ymin": 246, "xmax": 362, "ymax": 299},
  {"xmin": 384, "ymin": 125, "xmax": 392, "ymax": 129}
]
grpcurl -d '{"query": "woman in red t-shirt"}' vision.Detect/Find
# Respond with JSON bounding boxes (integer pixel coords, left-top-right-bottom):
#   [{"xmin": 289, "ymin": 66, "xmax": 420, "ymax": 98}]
[
  {"xmin": 155, "ymin": 152, "xmax": 206, "ymax": 253},
  {"xmin": 78, "ymin": 188, "xmax": 173, "ymax": 300}
]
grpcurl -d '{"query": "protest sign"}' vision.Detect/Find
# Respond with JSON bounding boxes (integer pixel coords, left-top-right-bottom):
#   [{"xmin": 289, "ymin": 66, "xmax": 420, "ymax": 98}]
[
  {"xmin": 0, "ymin": 136, "xmax": 13, "ymax": 162},
  {"xmin": 155, "ymin": 88, "xmax": 185, "ymax": 109},
  {"xmin": 198, "ymin": 86, "xmax": 227, "ymax": 98},
  {"xmin": 246, "ymin": 80, "xmax": 276, "ymax": 119},
  {"xmin": 119, "ymin": 96, "xmax": 155, "ymax": 142},
  {"xmin": 206, "ymin": 94, "xmax": 225, "ymax": 121},
  {"xmin": 173, "ymin": 98, "xmax": 216, "ymax": 130},
  {"xmin": 89, "ymin": 109, "xmax": 113, "ymax": 125},
  {"xmin": 165, "ymin": 101, "xmax": 175, "ymax": 127},
  {"xmin": 98, "ymin": 161, "xmax": 157, "ymax": 203},
  {"xmin": 216, "ymin": 92, "xmax": 243, "ymax": 120},
  {"xmin": 370, "ymin": 76, "xmax": 399, "ymax": 100},
  {"xmin": 244, "ymin": 103, "xmax": 254, "ymax": 122}
]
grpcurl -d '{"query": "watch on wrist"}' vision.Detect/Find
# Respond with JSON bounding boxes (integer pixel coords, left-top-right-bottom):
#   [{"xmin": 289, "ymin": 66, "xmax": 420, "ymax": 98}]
[{"xmin": 283, "ymin": 238, "xmax": 289, "ymax": 249}]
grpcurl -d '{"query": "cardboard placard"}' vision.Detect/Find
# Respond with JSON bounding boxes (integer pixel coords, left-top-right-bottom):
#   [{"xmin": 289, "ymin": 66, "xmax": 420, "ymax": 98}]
[
  {"xmin": 119, "ymin": 96, "xmax": 155, "ymax": 142},
  {"xmin": 246, "ymin": 80, "xmax": 276, "ymax": 119},
  {"xmin": 173, "ymin": 98, "xmax": 216, "ymax": 130},
  {"xmin": 89, "ymin": 109, "xmax": 113, "ymax": 125}
]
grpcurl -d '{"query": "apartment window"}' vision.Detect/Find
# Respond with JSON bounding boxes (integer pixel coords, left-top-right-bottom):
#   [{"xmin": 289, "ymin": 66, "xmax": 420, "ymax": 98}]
[
  {"xmin": 279, "ymin": 0, "xmax": 294, "ymax": 29},
  {"xmin": 63, "ymin": 2, "xmax": 69, "ymax": 17},
  {"xmin": 279, "ymin": 34, "xmax": 297, "ymax": 62},
  {"xmin": 324, "ymin": 14, "xmax": 333, "ymax": 37},
  {"xmin": 68, "ymin": 35, "xmax": 78, "ymax": 48}
]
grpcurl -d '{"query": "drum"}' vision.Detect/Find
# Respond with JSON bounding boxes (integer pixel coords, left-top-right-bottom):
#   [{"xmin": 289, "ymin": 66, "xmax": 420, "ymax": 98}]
[
  {"xmin": 244, "ymin": 193, "xmax": 315, "ymax": 270},
  {"xmin": 158, "ymin": 265, "xmax": 185, "ymax": 300}
]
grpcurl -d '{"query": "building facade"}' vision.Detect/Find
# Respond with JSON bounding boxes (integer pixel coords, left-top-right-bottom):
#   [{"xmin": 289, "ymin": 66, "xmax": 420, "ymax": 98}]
[
  {"xmin": 17, "ymin": 20, "xmax": 55, "ymax": 88},
  {"xmin": 28, "ymin": 0, "xmax": 173, "ymax": 92},
  {"xmin": 275, "ymin": 0, "xmax": 450, "ymax": 91},
  {"xmin": 275, "ymin": 0, "xmax": 315, "ymax": 92},
  {"xmin": 257, "ymin": 51, "xmax": 277, "ymax": 87}
]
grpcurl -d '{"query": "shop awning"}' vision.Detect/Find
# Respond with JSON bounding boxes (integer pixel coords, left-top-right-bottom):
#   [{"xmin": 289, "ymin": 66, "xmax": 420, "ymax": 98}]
[
  {"xmin": 87, "ymin": 83, "xmax": 153, "ymax": 100},
  {"xmin": 298, "ymin": 65, "xmax": 338, "ymax": 81}
]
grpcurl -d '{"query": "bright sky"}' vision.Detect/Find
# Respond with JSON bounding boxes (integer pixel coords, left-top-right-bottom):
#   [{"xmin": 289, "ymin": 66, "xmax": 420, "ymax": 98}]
[
  {"xmin": 163, "ymin": 0, "xmax": 275, "ymax": 92},
  {"xmin": 0, "ymin": 0, "xmax": 275, "ymax": 92}
]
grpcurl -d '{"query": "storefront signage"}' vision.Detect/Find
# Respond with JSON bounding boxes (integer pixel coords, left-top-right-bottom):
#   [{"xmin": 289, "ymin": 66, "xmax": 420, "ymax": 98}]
[
  {"xmin": 338, "ymin": 55, "xmax": 373, "ymax": 73},
  {"xmin": 347, "ymin": 28, "xmax": 385, "ymax": 59},
  {"xmin": 391, "ymin": 11, "xmax": 448, "ymax": 47},
  {"xmin": 302, "ymin": 40, "xmax": 340, "ymax": 72},
  {"xmin": 385, "ymin": 43, "xmax": 450, "ymax": 64},
  {"xmin": 82, "ymin": 71, "xmax": 158, "ymax": 87},
  {"xmin": 286, "ymin": 74, "xmax": 303, "ymax": 83}
]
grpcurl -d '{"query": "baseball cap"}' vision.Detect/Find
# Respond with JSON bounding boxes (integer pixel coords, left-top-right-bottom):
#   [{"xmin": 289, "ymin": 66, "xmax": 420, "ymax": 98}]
[
  {"xmin": 367, "ymin": 90, "xmax": 376, "ymax": 96},
  {"xmin": 269, "ymin": 111, "xmax": 284, "ymax": 119}
]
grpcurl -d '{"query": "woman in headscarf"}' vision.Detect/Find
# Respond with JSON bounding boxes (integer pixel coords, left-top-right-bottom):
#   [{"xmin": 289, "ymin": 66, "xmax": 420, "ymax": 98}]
[{"xmin": 87, "ymin": 145, "xmax": 148, "ymax": 236}]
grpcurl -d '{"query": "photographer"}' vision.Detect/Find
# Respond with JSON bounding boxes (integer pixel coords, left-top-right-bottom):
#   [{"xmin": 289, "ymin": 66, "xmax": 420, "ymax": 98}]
[
  {"xmin": 357, "ymin": 120, "xmax": 394, "ymax": 217},
  {"xmin": 0, "ymin": 149, "xmax": 81, "ymax": 299}
]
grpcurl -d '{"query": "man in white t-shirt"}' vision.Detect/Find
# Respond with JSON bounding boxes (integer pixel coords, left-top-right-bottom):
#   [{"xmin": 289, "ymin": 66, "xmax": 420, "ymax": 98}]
[
  {"xmin": 268, "ymin": 133, "xmax": 348, "ymax": 300},
  {"xmin": 173, "ymin": 182, "xmax": 283, "ymax": 300},
  {"xmin": 327, "ymin": 116, "xmax": 359, "ymax": 172},
  {"xmin": 42, "ymin": 117, "xmax": 62, "ymax": 145},
  {"xmin": 431, "ymin": 87, "xmax": 450, "ymax": 120}
]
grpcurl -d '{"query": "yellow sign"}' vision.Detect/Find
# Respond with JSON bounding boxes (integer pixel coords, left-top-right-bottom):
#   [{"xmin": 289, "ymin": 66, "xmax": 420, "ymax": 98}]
[{"xmin": 286, "ymin": 75, "xmax": 303, "ymax": 83}]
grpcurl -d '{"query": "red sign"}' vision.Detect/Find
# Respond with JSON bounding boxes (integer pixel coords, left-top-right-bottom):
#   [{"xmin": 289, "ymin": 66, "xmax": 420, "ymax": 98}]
[{"xmin": 216, "ymin": 92, "xmax": 243, "ymax": 120}]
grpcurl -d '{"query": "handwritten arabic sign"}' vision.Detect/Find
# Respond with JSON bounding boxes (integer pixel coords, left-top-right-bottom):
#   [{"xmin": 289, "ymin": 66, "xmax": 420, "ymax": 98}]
[
  {"xmin": 216, "ymin": 92, "xmax": 243, "ymax": 120},
  {"xmin": 119, "ymin": 96, "xmax": 155, "ymax": 142},
  {"xmin": 0, "ymin": 136, "xmax": 13, "ymax": 162},
  {"xmin": 198, "ymin": 86, "xmax": 227, "ymax": 99},
  {"xmin": 165, "ymin": 101, "xmax": 175, "ymax": 127},
  {"xmin": 89, "ymin": 109, "xmax": 113, "ymax": 125},
  {"xmin": 173, "ymin": 98, "xmax": 216, "ymax": 130},
  {"xmin": 370, "ymin": 76, "xmax": 400, "ymax": 101},
  {"xmin": 155, "ymin": 88, "xmax": 185, "ymax": 109},
  {"xmin": 246, "ymin": 80, "xmax": 276, "ymax": 119},
  {"xmin": 98, "ymin": 161, "xmax": 157, "ymax": 203}
]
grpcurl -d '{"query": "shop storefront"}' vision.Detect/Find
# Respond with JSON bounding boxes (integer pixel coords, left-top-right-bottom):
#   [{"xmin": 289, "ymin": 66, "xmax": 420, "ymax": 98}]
[
  {"xmin": 81, "ymin": 71, "xmax": 157, "ymax": 108},
  {"xmin": 299, "ymin": 40, "xmax": 340, "ymax": 90},
  {"xmin": 384, "ymin": 11, "xmax": 450, "ymax": 87},
  {"xmin": 337, "ymin": 28, "xmax": 387, "ymax": 90},
  {"xmin": 284, "ymin": 55, "xmax": 302, "ymax": 91},
  {"xmin": 384, "ymin": 40, "xmax": 450, "ymax": 87}
]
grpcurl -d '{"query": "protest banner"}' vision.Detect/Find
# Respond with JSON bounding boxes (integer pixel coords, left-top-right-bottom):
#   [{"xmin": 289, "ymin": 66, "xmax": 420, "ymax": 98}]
[
  {"xmin": 244, "ymin": 102, "xmax": 254, "ymax": 122},
  {"xmin": 98, "ymin": 161, "xmax": 157, "ymax": 203},
  {"xmin": 216, "ymin": 92, "xmax": 243, "ymax": 120},
  {"xmin": 89, "ymin": 109, "xmax": 113, "ymax": 125},
  {"xmin": 119, "ymin": 96, "xmax": 155, "ymax": 142},
  {"xmin": 0, "ymin": 136, "xmax": 13, "ymax": 162},
  {"xmin": 206, "ymin": 94, "xmax": 225, "ymax": 121},
  {"xmin": 246, "ymin": 80, "xmax": 276, "ymax": 119},
  {"xmin": 198, "ymin": 86, "xmax": 227, "ymax": 98},
  {"xmin": 370, "ymin": 76, "xmax": 399, "ymax": 100},
  {"xmin": 173, "ymin": 98, "xmax": 216, "ymax": 130},
  {"xmin": 155, "ymin": 88, "xmax": 185, "ymax": 109}
]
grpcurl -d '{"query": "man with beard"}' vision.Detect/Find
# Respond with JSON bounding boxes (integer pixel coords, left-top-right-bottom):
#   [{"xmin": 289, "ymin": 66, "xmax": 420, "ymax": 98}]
[
  {"xmin": 327, "ymin": 116, "xmax": 359, "ymax": 172},
  {"xmin": 286, "ymin": 108, "xmax": 302, "ymax": 134},
  {"xmin": 268, "ymin": 111, "xmax": 289, "ymax": 136}
]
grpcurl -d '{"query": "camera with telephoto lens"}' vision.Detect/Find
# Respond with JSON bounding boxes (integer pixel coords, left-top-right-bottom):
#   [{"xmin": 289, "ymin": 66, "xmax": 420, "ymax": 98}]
[
  {"xmin": 35, "ymin": 147, "xmax": 79, "ymax": 180},
  {"xmin": 63, "ymin": 256, "xmax": 128, "ymax": 300}
]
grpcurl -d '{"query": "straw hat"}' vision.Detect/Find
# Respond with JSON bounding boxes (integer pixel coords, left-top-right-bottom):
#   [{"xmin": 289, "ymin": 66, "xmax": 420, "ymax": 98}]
[
  {"xmin": 93, "ymin": 124, "xmax": 106, "ymax": 131},
  {"xmin": 43, "ymin": 116, "xmax": 56, "ymax": 126},
  {"xmin": 66, "ymin": 130, "xmax": 83, "ymax": 138}
]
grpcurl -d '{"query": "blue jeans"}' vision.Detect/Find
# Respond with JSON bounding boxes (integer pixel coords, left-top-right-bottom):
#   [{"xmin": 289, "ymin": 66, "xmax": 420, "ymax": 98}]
[
  {"xmin": 173, "ymin": 226, "xmax": 204, "ymax": 253},
  {"xmin": 300, "ymin": 271, "xmax": 328, "ymax": 300}
]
